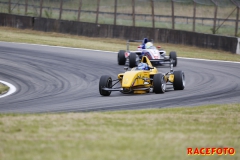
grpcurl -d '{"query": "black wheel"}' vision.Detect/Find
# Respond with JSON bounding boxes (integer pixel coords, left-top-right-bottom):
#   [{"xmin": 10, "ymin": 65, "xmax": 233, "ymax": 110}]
[
  {"xmin": 169, "ymin": 51, "xmax": 177, "ymax": 67},
  {"xmin": 99, "ymin": 75, "xmax": 112, "ymax": 96},
  {"xmin": 173, "ymin": 71, "xmax": 185, "ymax": 90},
  {"xmin": 129, "ymin": 52, "xmax": 137, "ymax": 68},
  {"xmin": 118, "ymin": 50, "xmax": 126, "ymax": 65},
  {"xmin": 153, "ymin": 74, "xmax": 166, "ymax": 94}
]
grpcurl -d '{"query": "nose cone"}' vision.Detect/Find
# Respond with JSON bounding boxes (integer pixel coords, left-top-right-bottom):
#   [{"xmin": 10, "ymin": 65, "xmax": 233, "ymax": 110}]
[{"xmin": 122, "ymin": 71, "xmax": 141, "ymax": 87}]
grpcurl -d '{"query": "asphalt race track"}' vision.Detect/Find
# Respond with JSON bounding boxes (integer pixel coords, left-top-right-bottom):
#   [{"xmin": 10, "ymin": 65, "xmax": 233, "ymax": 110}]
[{"xmin": 0, "ymin": 42, "xmax": 240, "ymax": 113}]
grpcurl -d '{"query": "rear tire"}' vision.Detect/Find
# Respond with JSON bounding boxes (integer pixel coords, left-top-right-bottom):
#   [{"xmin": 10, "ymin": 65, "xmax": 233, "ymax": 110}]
[
  {"xmin": 153, "ymin": 74, "xmax": 166, "ymax": 94},
  {"xmin": 173, "ymin": 71, "xmax": 185, "ymax": 90},
  {"xmin": 129, "ymin": 52, "xmax": 137, "ymax": 68},
  {"xmin": 118, "ymin": 50, "xmax": 126, "ymax": 65},
  {"xmin": 99, "ymin": 75, "xmax": 112, "ymax": 96},
  {"xmin": 169, "ymin": 51, "xmax": 177, "ymax": 67}
]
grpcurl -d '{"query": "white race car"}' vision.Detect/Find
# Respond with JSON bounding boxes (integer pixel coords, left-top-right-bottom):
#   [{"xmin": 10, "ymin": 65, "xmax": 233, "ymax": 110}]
[{"xmin": 118, "ymin": 38, "xmax": 177, "ymax": 68}]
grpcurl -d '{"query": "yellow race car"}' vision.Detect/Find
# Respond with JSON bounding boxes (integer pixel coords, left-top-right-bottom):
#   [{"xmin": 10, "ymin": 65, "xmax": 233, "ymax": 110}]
[{"xmin": 99, "ymin": 56, "xmax": 185, "ymax": 96}]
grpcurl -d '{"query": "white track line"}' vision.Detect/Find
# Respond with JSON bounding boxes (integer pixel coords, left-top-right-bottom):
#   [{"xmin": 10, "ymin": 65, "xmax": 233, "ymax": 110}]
[
  {"xmin": 1, "ymin": 41, "xmax": 240, "ymax": 64},
  {"xmin": 178, "ymin": 57, "xmax": 240, "ymax": 64},
  {"xmin": 0, "ymin": 80, "xmax": 17, "ymax": 98}
]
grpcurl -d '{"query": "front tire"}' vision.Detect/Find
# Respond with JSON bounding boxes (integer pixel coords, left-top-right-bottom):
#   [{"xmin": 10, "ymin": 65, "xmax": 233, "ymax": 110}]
[
  {"xmin": 173, "ymin": 71, "xmax": 185, "ymax": 90},
  {"xmin": 153, "ymin": 74, "xmax": 166, "ymax": 94},
  {"xmin": 129, "ymin": 53, "xmax": 137, "ymax": 68},
  {"xmin": 169, "ymin": 51, "xmax": 177, "ymax": 67},
  {"xmin": 99, "ymin": 75, "xmax": 112, "ymax": 96},
  {"xmin": 118, "ymin": 50, "xmax": 126, "ymax": 65}
]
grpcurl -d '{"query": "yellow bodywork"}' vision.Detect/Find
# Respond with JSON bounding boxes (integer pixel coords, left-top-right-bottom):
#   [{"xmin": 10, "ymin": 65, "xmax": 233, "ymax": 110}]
[
  {"xmin": 168, "ymin": 74, "xmax": 174, "ymax": 83},
  {"xmin": 118, "ymin": 56, "xmax": 161, "ymax": 93}
]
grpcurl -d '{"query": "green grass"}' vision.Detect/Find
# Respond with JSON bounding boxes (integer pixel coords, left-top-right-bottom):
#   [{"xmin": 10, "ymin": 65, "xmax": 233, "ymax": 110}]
[
  {"xmin": 0, "ymin": 27, "xmax": 240, "ymax": 62},
  {"xmin": 0, "ymin": 104, "xmax": 239, "ymax": 160},
  {"xmin": 0, "ymin": 83, "xmax": 9, "ymax": 95}
]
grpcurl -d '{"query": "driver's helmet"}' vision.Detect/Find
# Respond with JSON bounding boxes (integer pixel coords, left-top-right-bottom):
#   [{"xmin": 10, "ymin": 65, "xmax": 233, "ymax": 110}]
[
  {"xmin": 145, "ymin": 42, "xmax": 153, "ymax": 49},
  {"xmin": 137, "ymin": 63, "xmax": 149, "ymax": 70}
]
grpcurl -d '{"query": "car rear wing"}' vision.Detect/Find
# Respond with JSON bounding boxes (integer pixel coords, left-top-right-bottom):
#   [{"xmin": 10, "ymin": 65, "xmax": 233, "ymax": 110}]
[
  {"xmin": 127, "ymin": 39, "xmax": 153, "ymax": 51},
  {"xmin": 127, "ymin": 39, "xmax": 154, "ymax": 43},
  {"xmin": 149, "ymin": 59, "xmax": 175, "ymax": 73}
]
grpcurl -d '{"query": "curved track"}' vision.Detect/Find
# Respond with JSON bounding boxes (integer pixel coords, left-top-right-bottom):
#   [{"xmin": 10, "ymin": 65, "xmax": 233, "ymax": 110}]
[{"xmin": 0, "ymin": 42, "xmax": 240, "ymax": 113}]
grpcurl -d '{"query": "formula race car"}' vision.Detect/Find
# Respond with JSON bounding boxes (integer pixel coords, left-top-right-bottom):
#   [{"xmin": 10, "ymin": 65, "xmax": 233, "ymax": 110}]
[
  {"xmin": 118, "ymin": 38, "xmax": 177, "ymax": 68},
  {"xmin": 99, "ymin": 56, "xmax": 185, "ymax": 96}
]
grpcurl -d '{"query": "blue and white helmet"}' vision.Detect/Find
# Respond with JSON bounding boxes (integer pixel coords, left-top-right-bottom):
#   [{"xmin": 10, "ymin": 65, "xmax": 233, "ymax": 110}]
[{"xmin": 137, "ymin": 63, "xmax": 149, "ymax": 70}]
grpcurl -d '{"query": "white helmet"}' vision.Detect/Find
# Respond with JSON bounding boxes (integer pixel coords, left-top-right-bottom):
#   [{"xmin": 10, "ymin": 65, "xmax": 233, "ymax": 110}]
[{"xmin": 145, "ymin": 42, "xmax": 153, "ymax": 49}]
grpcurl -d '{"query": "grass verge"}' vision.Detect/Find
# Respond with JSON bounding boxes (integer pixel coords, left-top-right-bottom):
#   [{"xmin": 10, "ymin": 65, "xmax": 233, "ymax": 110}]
[
  {"xmin": 0, "ymin": 82, "xmax": 9, "ymax": 95},
  {"xmin": 0, "ymin": 104, "xmax": 239, "ymax": 160},
  {"xmin": 0, "ymin": 27, "xmax": 240, "ymax": 62}
]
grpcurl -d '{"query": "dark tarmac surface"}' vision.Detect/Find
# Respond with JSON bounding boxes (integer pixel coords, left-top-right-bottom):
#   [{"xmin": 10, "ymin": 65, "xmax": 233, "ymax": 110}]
[{"xmin": 0, "ymin": 42, "xmax": 240, "ymax": 113}]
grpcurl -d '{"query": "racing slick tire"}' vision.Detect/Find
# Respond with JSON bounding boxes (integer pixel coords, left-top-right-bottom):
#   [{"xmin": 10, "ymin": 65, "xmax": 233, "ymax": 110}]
[
  {"xmin": 129, "ymin": 52, "xmax": 137, "ymax": 68},
  {"xmin": 153, "ymin": 74, "xmax": 166, "ymax": 94},
  {"xmin": 173, "ymin": 70, "xmax": 185, "ymax": 90},
  {"xmin": 118, "ymin": 50, "xmax": 126, "ymax": 65},
  {"xmin": 169, "ymin": 51, "xmax": 177, "ymax": 67},
  {"xmin": 99, "ymin": 75, "xmax": 112, "ymax": 96}
]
